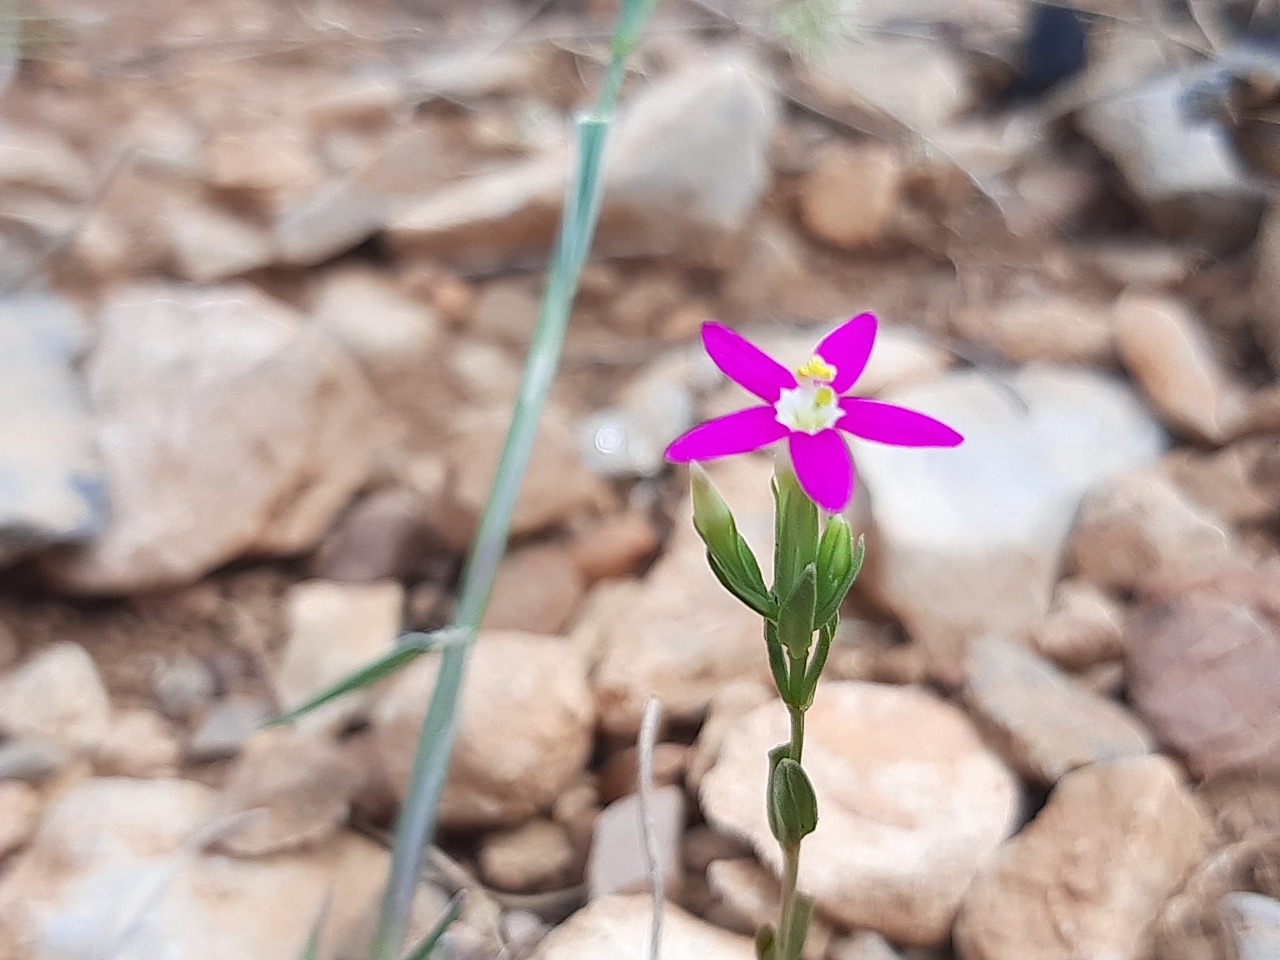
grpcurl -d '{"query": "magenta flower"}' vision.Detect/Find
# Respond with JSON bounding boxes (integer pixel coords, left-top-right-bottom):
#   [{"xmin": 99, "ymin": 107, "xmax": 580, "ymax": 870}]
[{"xmin": 665, "ymin": 313, "xmax": 963, "ymax": 512}]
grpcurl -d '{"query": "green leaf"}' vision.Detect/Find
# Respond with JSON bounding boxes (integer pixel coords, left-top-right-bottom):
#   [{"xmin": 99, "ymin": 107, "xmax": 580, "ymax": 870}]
[
  {"xmin": 399, "ymin": 893, "xmax": 464, "ymax": 960},
  {"xmin": 263, "ymin": 632, "xmax": 454, "ymax": 728},
  {"xmin": 776, "ymin": 564, "xmax": 817, "ymax": 662}
]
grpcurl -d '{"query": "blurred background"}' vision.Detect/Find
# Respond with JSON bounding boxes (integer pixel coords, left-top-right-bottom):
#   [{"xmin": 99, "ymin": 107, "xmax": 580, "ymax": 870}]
[{"xmin": 0, "ymin": 1, "xmax": 1278, "ymax": 958}]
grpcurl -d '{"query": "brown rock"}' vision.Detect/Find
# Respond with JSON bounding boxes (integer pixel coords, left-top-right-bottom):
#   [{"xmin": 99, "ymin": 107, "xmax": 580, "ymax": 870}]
[
  {"xmin": 1164, "ymin": 436, "xmax": 1280, "ymax": 525},
  {"xmin": 42, "ymin": 283, "xmax": 380, "ymax": 593},
  {"xmin": 587, "ymin": 785, "xmax": 685, "ymax": 901},
  {"xmin": 956, "ymin": 756, "xmax": 1206, "ymax": 960},
  {"xmin": 1127, "ymin": 565, "xmax": 1280, "ymax": 778},
  {"xmin": 964, "ymin": 637, "xmax": 1153, "ymax": 785},
  {"xmin": 701, "ymin": 683, "xmax": 1020, "ymax": 946},
  {"xmin": 482, "ymin": 543, "xmax": 584, "ymax": 635},
  {"xmin": 1033, "ymin": 578, "xmax": 1126, "ymax": 670},
  {"xmin": 93, "ymin": 707, "xmax": 181, "ymax": 778},
  {"xmin": 1114, "ymin": 293, "xmax": 1251, "ymax": 443},
  {"xmin": 598, "ymin": 743, "xmax": 688, "ymax": 804},
  {"xmin": 479, "ymin": 818, "xmax": 577, "ymax": 893},
  {"xmin": 798, "ymin": 141, "xmax": 902, "ymax": 250},
  {"xmin": 214, "ymin": 728, "xmax": 363, "ymax": 857},
  {"xmin": 1069, "ymin": 470, "xmax": 1237, "ymax": 592},
  {"xmin": 0, "ymin": 781, "xmax": 40, "ymax": 859},
  {"xmin": 372, "ymin": 631, "xmax": 595, "ymax": 828},
  {"xmin": 568, "ymin": 512, "xmax": 659, "ymax": 582}
]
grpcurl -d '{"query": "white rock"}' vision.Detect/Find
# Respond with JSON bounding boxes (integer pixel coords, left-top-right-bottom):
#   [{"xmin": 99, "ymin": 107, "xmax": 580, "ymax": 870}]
[
  {"xmin": 855, "ymin": 365, "xmax": 1167, "ymax": 680},
  {"xmin": 954, "ymin": 757, "xmax": 1206, "ymax": 960},
  {"xmin": 43, "ymin": 283, "xmax": 380, "ymax": 593},
  {"xmin": 532, "ymin": 894, "xmax": 754, "ymax": 960},
  {"xmin": 593, "ymin": 455, "xmax": 775, "ymax": 736},
  {"xmin": 277, "ymin": 579, "xmax": 404, "ymax": 733},
  {"xmin": 700, "ymin": 682, "xmax": 1020, "ymax": 946},
  {"xmin": 389, "ymin": 53, "xmax": 778, "ymax": 270},
  {"xmin": 0, "ymin": 777, "xmax": 385, "ymax": 960},
  {"xmin": 372, "ymin": 630, "xmax": 595, "ymax": 827},
  {"xmin": 0, "ymin": 643, "xmax": 110, "ymax": 753},
  {"xmin": 0, "ymin": 292, "xmax": 103, "ymax": 564},
  {"xmin": 1114, "ymin": 293, "xmax": 1250, "ymax": 443}
]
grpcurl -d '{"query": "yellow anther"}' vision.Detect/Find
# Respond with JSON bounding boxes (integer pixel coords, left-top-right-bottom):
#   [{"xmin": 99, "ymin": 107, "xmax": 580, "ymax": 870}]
[{"xmin": 795, "ymin": 355, "xmax": 837, "ymax": 383}]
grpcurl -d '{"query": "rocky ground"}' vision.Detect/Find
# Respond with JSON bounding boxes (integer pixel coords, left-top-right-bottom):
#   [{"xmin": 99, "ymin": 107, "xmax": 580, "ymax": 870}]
[{"xmin": 1, "ymin": 0, "xmax": 1280, "ymax": 958}]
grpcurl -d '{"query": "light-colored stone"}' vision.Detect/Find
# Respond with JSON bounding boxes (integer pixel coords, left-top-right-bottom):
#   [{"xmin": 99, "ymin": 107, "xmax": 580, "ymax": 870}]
[
  {"xmin": 705, "ymin": 858, "xmax": 831, "ymax": 960},
  {"xmin": 1069, "ymin": 469, "xmax": 1237, "ymax": 592},
  {"xmin": 312, "ymin": 266, "xmax": 442, "ymax": 371},
  {"xmin": 161, "ymin": 192, "xmax": 275, "ymax": 283},
  {"xmin": 593, "ymin": 456, "xmax": 774, "ymax": 736},
  {"xmin": 954, "ymin": 756, "xmax": 1206, "ymax": 960},
  {"xmin": 479, "ymin": 818, "xmax": 576, "ymax": 893},
  {"xmin": 0, "ymin": 780, "xmax": 41, "ymax": 858},
  {"xmin": 1114, "ymin": 293, "xmax": 1250, "ymax": 443},
  {"xmin": 0, "ymin": 777, "xmax": 386, "ymax": 960},
  {"xmin": 532, "ymin": 894, "xmax": 754, "ymax": 960},
  {"xmin": 587, "ymin": 785, "xmax": 685, "ymax": 901},
  {"xmin": 856, "ymin": 365, "xmax": 1167, "ymax": 680},
  {"xmin": 954, "ymin": 294, "xmax": 1115, "ymax": 364},
  {"xmin": 1223, "ymin": 892, "xmax": 1280, "ymax": 960},
  {"xmin": 0, "ymin": 292, "xmax": 103, "ymax": 564},
  {"xmin": 439, "ymin": 406, "xmax": 604, "ymax": 549},
  {"xmin": 482, "ymin": 543, "xmax": 584, "ymax": 635},
  {"xmin": 277, "ymin": 579, "xmax": 404, "ymax": 733},
  {"xmin": 1032, "ymin": 578, "xmax": 1126, "ymax": 670},
  {"xmin": 0, "ymin": 643, "xmax": 110, "ymax": 754},
  {"xmin": 214, "ymin": 728, "xmax": 363, "ymax": 857},
  {"xmin": 701, "ymin": 682, "xmax": 1020, "ymax": 946},
  {"xmin": 1127, "ymin": 564, "xmax": 1280, "ymax": 778},
  {"xmin": 372, "ymin": 630, "xmax": 594, "ymax": 827},
  {"xmin": 964, "ymin": 636, "xmax": 1153, "ymax": 785},
  {"xmin": 798, "ymin": 141, "xmax": 901, "ymax": 250},
  {"xmin": 1164, "ymin": 437, "xmax": 1280, "ymax": 524},
  {"xmin": 389, "ymin": 53, "xmax": 778, "ymax": 270},
  {"xmin": 43, "ymin": 283, "xmax": 380, "ymax": 593},
  {"xmin": 93, "ymin": 707, "xmax": 180, "ymax": 778}
]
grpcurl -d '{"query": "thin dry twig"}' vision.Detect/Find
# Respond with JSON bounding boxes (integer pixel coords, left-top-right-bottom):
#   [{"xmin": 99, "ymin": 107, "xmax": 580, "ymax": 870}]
[{"xmin": 637, "ymin": 696, "xmax": 664, "ymax": 960}]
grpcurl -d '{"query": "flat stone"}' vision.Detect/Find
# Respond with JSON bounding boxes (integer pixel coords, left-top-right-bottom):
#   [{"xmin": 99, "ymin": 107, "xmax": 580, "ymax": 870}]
[
  {"xmin": 276, "ymin": 579, "xmax": 404, "ymax": 734},
  {"xmin": 1114, "ymin": 293, "xmax": 1251, "ymax": 443},
  {"xmin": 964, "ymin": 637, "xmax": 1153, "ymax": 785},
  {"xmin": 700, "ymin": 682, "xmax": 1020, "ymax": 946},
  {"xmin": 1127, "ymin": 564, "xmax": 1280, "ymax": 778},
  {"xmin": 42, "ymin": 283, "xmax": 380, "ymax": 593},
  {"xmin": 954, "ymin": 756, "xmax": 1206, "ymax": 960},
  {"xmin": 1068, "ymin": 469, "xmax": 1238, "ymax": 592},
  {"xmin": 587, "ymin": 784, "xmax": 685, "ymax": 901},
  {"xmin": 0, "ymin": 643, "xmax": 110, "ymax": 754},
  {"xmin": 372, "ymin": 631, "xmax": 595, "ymax": 828},
  {"xmin": 531, "ymin": 894, "xmax": 754, "ymax": 960},
  {"xmin": 0, "ymin": 292, "xmax": 103, "ymax": 564},
  {"xmin": 856, "ymin": 365, "xmax": 1167, "ymax": 680}
]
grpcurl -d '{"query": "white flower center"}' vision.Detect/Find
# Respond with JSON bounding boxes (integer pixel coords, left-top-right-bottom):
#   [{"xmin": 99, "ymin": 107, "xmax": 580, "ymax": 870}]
[{"xmin": 775, "ymin": 355, "xmax": 841, "ymax": 434}]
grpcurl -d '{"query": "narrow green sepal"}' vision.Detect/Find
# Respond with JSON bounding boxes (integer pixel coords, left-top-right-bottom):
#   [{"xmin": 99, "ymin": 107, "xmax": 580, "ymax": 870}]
[
  {"xmin": 767, "ymin": 755, "xmax": 819, "ymax": 847},
  {"xmin": 776, "ymin": 563, "xmax": 817, "ymax": 661},
  {"xmin": 754, "ymin": 924, "xmax": 777, "ymax": 960},
  {"xmin": 814, "ymin": 526, "xmax": 863, "ymax": 627},
  {"xmin": 772, "ymin": 466, "xmax": 818, "ymax": 601}
]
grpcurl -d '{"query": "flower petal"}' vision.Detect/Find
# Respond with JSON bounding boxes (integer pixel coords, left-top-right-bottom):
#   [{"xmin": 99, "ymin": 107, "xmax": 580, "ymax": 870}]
[
  {"xmin": 665, "ymin": 405, "xmax": 789, "ymax": 462},
  {"xmin": 702, "ymin": 322, "xmax": 795, "ymax": 402},
  {"xmin": 836, "ymin": 397, "xmax": 964, "ymax": 447},
  {"xmin": 788, "ymin": 430, "xmax": 854, "ymax": 512},
  {"xmin": 815, "ymin": 313, "xmax": 877, "ymax": 393}
]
